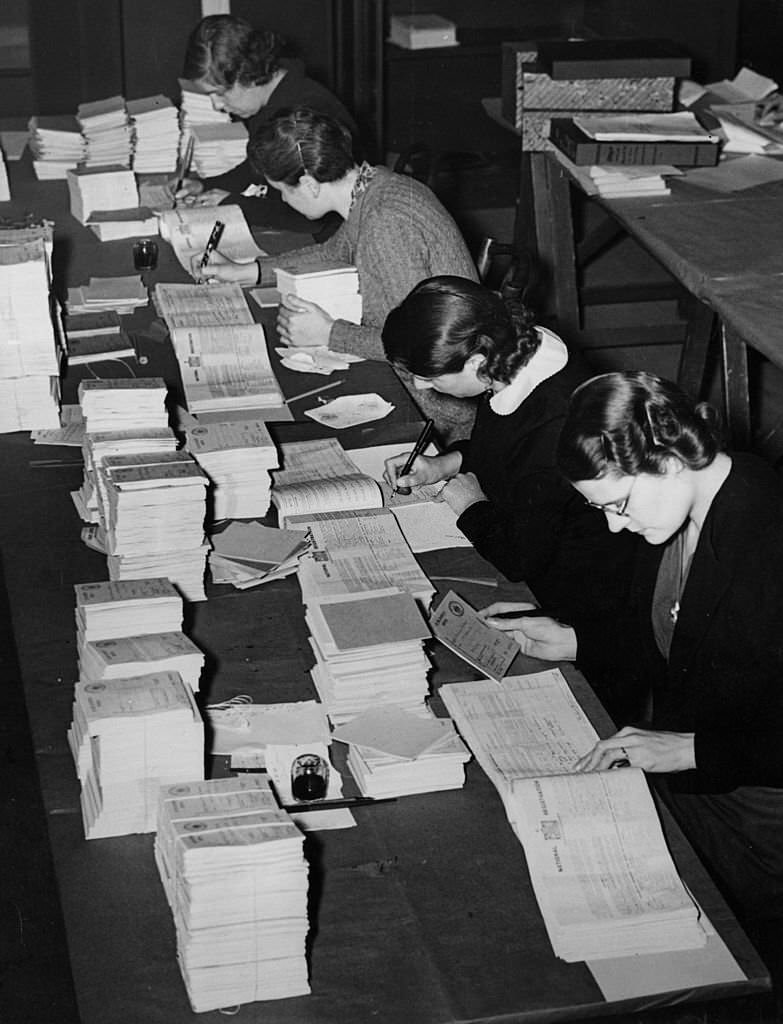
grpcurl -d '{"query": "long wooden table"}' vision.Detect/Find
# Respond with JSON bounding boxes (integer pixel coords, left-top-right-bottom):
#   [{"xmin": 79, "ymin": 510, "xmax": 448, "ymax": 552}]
[{"xmin": 0, "ymin": 152, "xmax": 773, "ymax": 1023}]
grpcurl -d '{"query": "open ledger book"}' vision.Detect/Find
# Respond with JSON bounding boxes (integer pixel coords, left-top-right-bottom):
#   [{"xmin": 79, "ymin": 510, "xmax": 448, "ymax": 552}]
[
  {"xmin": 440, "ymin": 670, "xmax": 708, "ymax": 963},
  {"xmin": 270, "ymin": 437, "xmax": 470, "ymax": 553}
]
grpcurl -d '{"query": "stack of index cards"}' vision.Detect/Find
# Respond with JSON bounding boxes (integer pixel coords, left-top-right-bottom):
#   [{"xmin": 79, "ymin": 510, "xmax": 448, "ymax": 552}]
[
  {"xmin": 155, "ymin": 775, "xmax": 311, "ymax": 1012},
  {"xmin": 79, "ymin": 631, "xmax": 205, "ymax": 693},
  {"xmin": 307, "ymin": 591, "xmax": 432, "ymax": 725},
  {"xmin": 274, "ymin": 258, "xmax": 362, "ymax": 324},
  {"xmin": 74, "ymin": 578, "xmax": 182, "ymax": 654},
  {"xmin": 77, "ymin": 95, "xmax": 132, "ymax": 167},
  {"xmin": 67, "ymin": 671, "xmax": 203, "ymax": 839},
  {"xmin": 128, "ymin": 94, "xmax": 180, "ymax": 174},
  {"xmin": 78, "ymin": 378, "xmax": 170, "ymax": 433},
  {"xmin": 334, "ymin": 704, "xmax": 471, "ymax": 798}
]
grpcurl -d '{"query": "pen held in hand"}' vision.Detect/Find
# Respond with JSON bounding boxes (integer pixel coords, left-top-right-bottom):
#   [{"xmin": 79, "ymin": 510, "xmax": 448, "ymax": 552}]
[
  {"xmin": 395, "ymin": 417, "xmax": 434, "ymax": 495},
  {"xmin": 490, "ymin": 608, "xmax": 551, "ymax": 620},
  {"xmin": 200, "ymin": 219, "xmax": 225, "ymax": 270}
]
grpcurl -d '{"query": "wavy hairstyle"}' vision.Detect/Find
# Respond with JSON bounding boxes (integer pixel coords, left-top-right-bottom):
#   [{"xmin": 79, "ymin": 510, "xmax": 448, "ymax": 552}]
[
  {"xmin": 557, "ymin": 371, "xmax": 724, "ymax": 482},
  {"xmin": 183, "ymin": 15, "xmax": 283, "ymax": 89},
  {"xmin": 381, "ymin": 276, "xmax": 540, "ymax": 386},
  {"xmin": 248, "ymin": 107, "xmax": 354, "ymax": 185}
]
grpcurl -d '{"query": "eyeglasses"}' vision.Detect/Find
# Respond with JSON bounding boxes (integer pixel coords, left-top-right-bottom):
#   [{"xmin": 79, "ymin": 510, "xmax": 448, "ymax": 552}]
[{"xmin": 584, "ymin": 478, "xmax": 636, "ymax": 518}]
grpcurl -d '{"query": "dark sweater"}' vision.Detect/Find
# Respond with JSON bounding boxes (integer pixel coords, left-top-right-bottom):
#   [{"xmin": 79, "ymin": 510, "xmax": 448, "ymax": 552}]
[{"xmin": 203, "ymin": 59, "xmax": 359, "ymax": 233}]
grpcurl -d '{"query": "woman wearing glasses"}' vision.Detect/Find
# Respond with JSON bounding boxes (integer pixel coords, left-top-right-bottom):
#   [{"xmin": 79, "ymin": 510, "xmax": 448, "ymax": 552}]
[
  {"xmin": 381, "ymin": 277, "xmax": 638, "ymax": 716},
  {"xmin": 484, "ymin": 370, "xmax": 783, "ymax": 983}
]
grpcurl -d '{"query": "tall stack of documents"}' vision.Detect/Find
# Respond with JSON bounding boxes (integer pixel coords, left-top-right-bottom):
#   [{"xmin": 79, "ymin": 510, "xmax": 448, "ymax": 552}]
[
  {"xmin": 186, "ymin": 418, "xmax": 279, "ymax": 520},
  {"xmin": 74, "ymin": 578, "xmax": 183, "ymax": 654},
  {"xmin": 189, "ymin": 122, "xmax": 249, "ymax": 178},
  {"xmin": 78, "ymin": 378, "xmax": 170, "ymax": 433},
  {"xmin": 28, "ymin": 115, "xmax": 86, "ymax": 179},
  {"xmin": 274, "ymin": 258, "xmax": 362, "ymax": 324},
  {"xmin": 79, "ymin": 632, "xmax": 205, "ymax": 693},
  {"xmin": 155, "ymin": 775, "xmax": 311, "ymax": 1012},
  {"xmin": 305, "ymin": 588, "xmax": 433, "ymax": 724},
  {"xmin": 178, "ymin": 79, "xmax": 232, "ymax": 158},
  {"xmin": 440, "ymin": 671, "xmax": 707, "ymax": 962},
  {"xmin": 333, "ymin": 704, "xmax": 471, "ymax": 797},
  {"xmin": 67, "ymin": 165, "xmax": 140, "ymax": 225},
  {"xmin": 67, "ymin": 670, "xmax": 204, "ymax": 838},
  {"xmin": 77, "ymin": 95, "xmax": 132, "ymax": 167},
  {"xmin": 98, "ymin": 451, "xmax": 210, "ymax": 602},
  {"xmin": 0, "ymin": 223, "xmax": 62, "ymax": 432},
  {"xmin": 128, "ymin": 95, "xmax": 180, "ymax": 174}
]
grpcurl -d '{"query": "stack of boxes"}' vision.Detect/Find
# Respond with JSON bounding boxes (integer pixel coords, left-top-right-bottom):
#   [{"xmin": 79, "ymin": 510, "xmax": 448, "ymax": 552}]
[{"xmin": 501, "ymin": 37, "xmax": 691, "ymax": 152}]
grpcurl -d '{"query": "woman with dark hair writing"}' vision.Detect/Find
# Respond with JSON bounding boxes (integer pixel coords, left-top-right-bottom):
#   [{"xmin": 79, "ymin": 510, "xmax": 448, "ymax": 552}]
[
  {"xmin": 382, "ymin": 276, "xmax": 638, "ymax": 713},
  {"xmin": 484, "ymin": 370, "xmax": 783, "ymax": 989},
  {"xmin": 196, "ymin": 109, "xmax": 480, "ymax": 444},
  {"xmin": 176, "ymin": 14, "xmax": 358, "ymax": 237}
]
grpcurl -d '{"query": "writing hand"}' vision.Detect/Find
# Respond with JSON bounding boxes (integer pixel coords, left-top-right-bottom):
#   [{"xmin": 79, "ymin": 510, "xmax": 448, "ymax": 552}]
[
  {"xmin": 383, "ymin": 451, "xmax": 453, "ymax": 490},
  {"xmin": 189, "ymin": 250, "xmax": 258, "ymax": 285},
  {"xmin": 175, "ymin": 177, "xmax": 204, "ymax": 202},
  {"xmin": 277, "ymin": 295, "xmax": 334, "ymax": 347},
  {"xmin": 573, "ymin": 726, "xmax": 696, "ymax": 774},
  {"xmin": 183, "ymin": 187, "xmax": 230, "ymax": 208},
  {"xmin": 441, "ymin": 472, "xmax": 487, "ymax": 516}
]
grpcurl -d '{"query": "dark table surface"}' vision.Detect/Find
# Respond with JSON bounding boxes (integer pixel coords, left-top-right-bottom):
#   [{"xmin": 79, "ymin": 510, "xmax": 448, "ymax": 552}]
[{"xmin": 0, "ymin": 151, "xmax": 773, "ymax": 1024}]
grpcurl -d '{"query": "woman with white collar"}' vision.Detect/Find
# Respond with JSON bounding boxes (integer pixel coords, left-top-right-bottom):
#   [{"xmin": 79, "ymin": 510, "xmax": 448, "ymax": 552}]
[{"xmin": 382, "ymin": 277, "xmax": 639, "ymax": 699}]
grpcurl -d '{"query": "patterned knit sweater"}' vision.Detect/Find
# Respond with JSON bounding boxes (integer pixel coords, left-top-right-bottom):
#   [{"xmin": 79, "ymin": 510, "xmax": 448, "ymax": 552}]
[{"xmin": 259, "ymin": 166, "xmax": 479, "ymax": 441}]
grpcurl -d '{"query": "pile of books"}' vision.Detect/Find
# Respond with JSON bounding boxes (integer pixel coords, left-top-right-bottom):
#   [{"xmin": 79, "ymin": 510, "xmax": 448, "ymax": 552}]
[
  {"xmin": 28, "ymin": 115, "xmax": 86, "ymax": 179},
  {"xmin": 189, "ymin": 122, "xmax": 249, "ymax": 178},
  {"xmin": 63, "ymin": 309, "xmax": 135, "ymax": 367},
  {"xmin": 74, "ymin": 577, "xmax": 183, "ymax": 652},
  {"xmin": 306, "ymin": 589, "xmax": 433, "ymax": 725},
  {"xmin": 78, "ymin": 631, "xmax": 205, "ymax": 693},
  {"xmin": 77, "ymin": 95, "xmax": 132, "ymax": 167},
  {"xmin": 333, "ymin": 704, "xmax": 470, "ymax": 797},
  {"xmin": 0, "ymin": 223, "xmax": 62, "ymax": 432},
  {"xmin": 67, "ymin": 165, "xmax": 140, "ymax": 226},
  {"xmin": 186, "ymin": 418, "xmax": 279, "ymax": 520},
  {"xmin": 67, "ymin": 670, "xmax": 203, "ymax": 838},
  {"xmin": 155, "ymin": 775, "xmax": 311, "ymax": 1012},
  {"xmin": 66, "ymin": 276, "xmax": 149, "ymax": 315},
  {"xmin": 77, "ymin": 377, "xmax": 169, "ymax": 433},
  {"xmin": 128, "ymin": 94, "xmax": 180, "ymax": 174},
  {"xmin": 274, "ymin": 258, "xmax": 362, "ymax": 324},
  {"xmin": 98, "ymin": 450, "xmax": 210, "ymax": 602}
]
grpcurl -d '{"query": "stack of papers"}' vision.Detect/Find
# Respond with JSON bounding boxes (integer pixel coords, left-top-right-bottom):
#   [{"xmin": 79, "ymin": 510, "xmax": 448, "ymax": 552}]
[
  {"xmin": 306, "ymin": 590, "xmax": 433, "ymax": 725},
  {"xmin": 66, "ymin": 165, "xmax": 139, "ymax": 225},
  {"xmin": 0, "ymin": 223, "xmax": 62, "ymax": 431},
  {"xmin": 74, "ymin": 425, "xmax": 177, "ymax": 523},
  {"xmin": 85, "ymin": 207, "xmax": 160, "ymax": 242},
  {"xmin": 68, "ymin": 670, "xmax": 203, "ymax": 838},
  {"xmin": 77, "ymin": 95, "xmax": 132, "ymax": 167},
  {"xmin": 189, "ymin": 121, "xmax": 248, "ymax": 178},
  {"xmin": 67, "ymin": 275, "xmax": 149, "ymax": 314},
  {"xmin": 186, "ymin": 419, "xmax": 280, "ymax": 520},
  {"xmin": 155, "ymin": 775, "xmax": 310, "ymax": 1012},
  {"xmin": 178, "ymin": 79, "xmax": 232, "ymax": 159},
  {"xmin": 28, "ymin": 115, "xmax": 86, "ymax": 178},
  {"xmin": 334, "ymin": 704, "xmax": 470, "ymax": 797},
  {"xmin": 74, "ymin": 577, "xmax": 183, "ymax": 652},
  {"xmin": 79, "ymin": 631, "xmax": 205, "ymax": 692},
  {"xmin": 208, "ymin": 522, "xmax": 308, "ymax": 589},
  {"xmin": 128, "ymin": 94, "xmax": 180, "ymax": 173},
  {"xmin": 586, "ymin": 164, "xmax": 673, "ymax": 198},
  {"xmin": 274, "ymin": 258, "xmax": 362, "ymax": 324},
  {"xmin": 97, "ymin": 451, "xmax": 210, "ymax": 602},
  {"xmin": 205, "ymin": 699, "xmax": 330, "ymax": 766},
  {"xmin": 77, "ymin": 378, "xmax": 169, "ymax": 433},
  {"xmin": 440, "ymin": 671, "xmax": 707, "ymax": 962}
]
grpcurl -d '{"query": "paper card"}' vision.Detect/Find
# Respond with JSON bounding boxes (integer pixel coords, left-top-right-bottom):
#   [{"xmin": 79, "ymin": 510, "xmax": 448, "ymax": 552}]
[
  {"xmin": 333, "ymin": 704, "xmax": 455, "ymax": 760},
  {"xmin": 320, "ymin": 592, "xmax": 429, "ymax": 651},
  {"xmin": 304, "ymin": 393, "xmax": 394, "ymax": 428},
  {"xmin": 429, "ymin": 590, "xmax": 518, "ymax": 683}
]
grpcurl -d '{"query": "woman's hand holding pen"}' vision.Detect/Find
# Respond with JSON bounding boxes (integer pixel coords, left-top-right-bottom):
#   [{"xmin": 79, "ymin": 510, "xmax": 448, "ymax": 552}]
[
  {"xmin": 573, "ymin": 727, "xmax": 696, "ymax": 774},
  {"xmin": 190, "ymin": 250, "xmax": 258, "ymax": 285},
  {"xmin": 481, "ymin": 602, "xmax": 578, "ymax": 661},
  {"xmin": 179, "ymin": 186, "xmax": 230, "ymax": 208},
  {"xmin": 383, "ymin": 450, "xmax": 461, "ymax": 491},
  {"xmin": 277, "ymin": 295, "xmax": 334, "ymax": 347}
]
